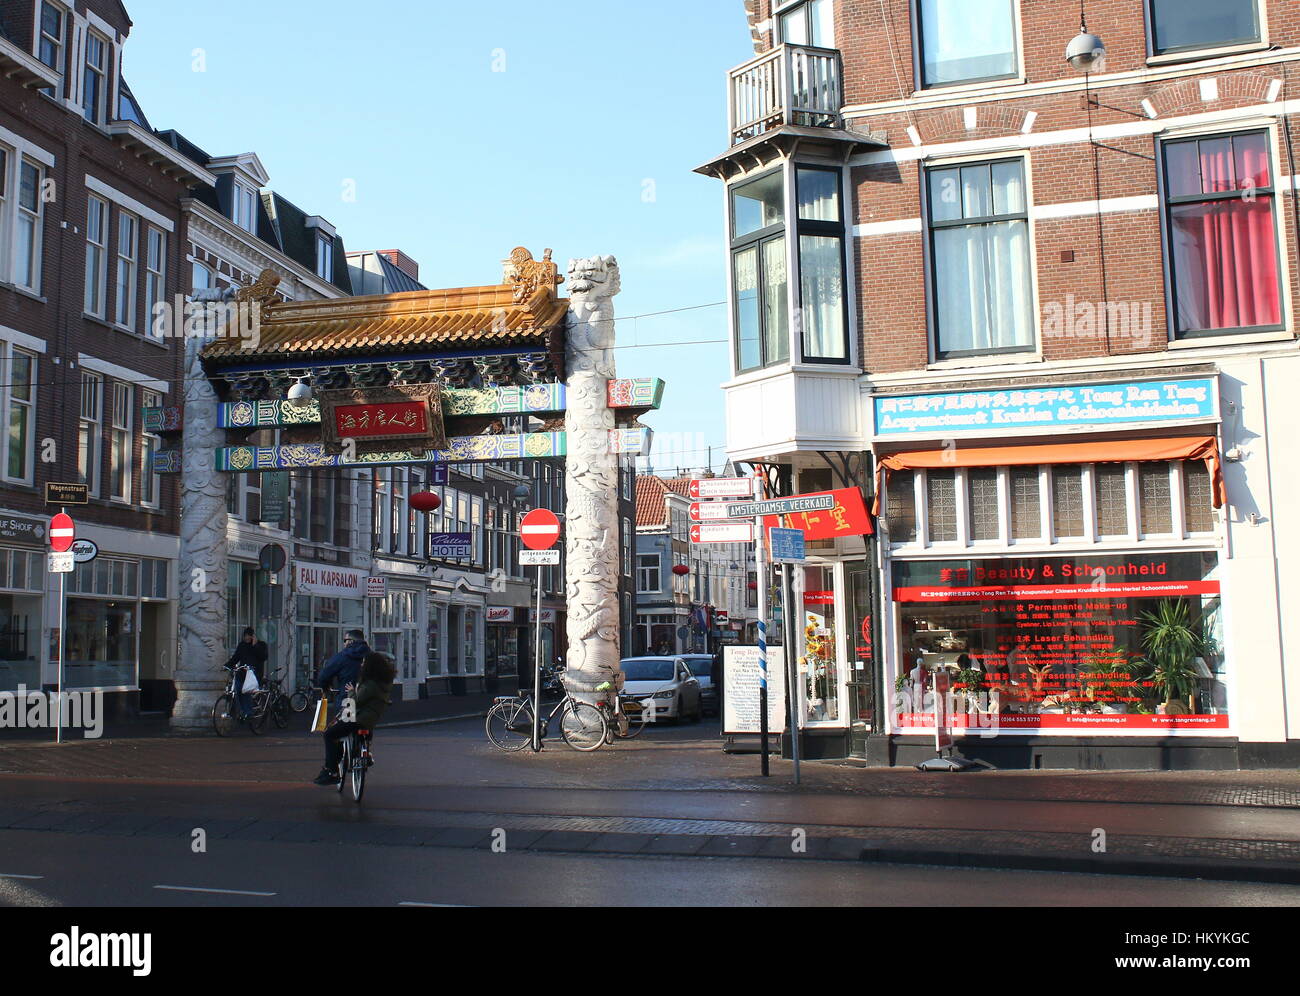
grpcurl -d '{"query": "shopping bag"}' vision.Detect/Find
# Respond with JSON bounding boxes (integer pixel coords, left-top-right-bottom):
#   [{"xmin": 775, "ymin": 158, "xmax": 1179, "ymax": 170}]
[
  {"xmin": 311, "ymin": 697, "xmax": 328, "ymax": 733},
  {"xmin": 241, "ymin": 669, "xmax": 260, "ymax": 693}
]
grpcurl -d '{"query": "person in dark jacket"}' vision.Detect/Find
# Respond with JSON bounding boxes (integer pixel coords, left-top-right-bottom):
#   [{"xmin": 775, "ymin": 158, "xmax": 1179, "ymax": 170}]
[
  {"xmin": 314, "ymin": 651, "xmax": 395, "ymax": 785},
  {"xmin": 316, "ymin": 629, "xmax": 370, "ymax": 706},
  {"xmin": 225, "ymin": 627, "xmax": 269, "ymax": 721}
]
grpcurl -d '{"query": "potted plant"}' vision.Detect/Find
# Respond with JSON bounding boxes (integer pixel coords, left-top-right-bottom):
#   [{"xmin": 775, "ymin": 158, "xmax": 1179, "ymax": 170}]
[
  {"xmin": 1139, "ymin": 598, "xmax": 1205, "ymax": 713},
  {"xmin": 953, "ymin": 663, "xmax": 985, "ymax": 723}
]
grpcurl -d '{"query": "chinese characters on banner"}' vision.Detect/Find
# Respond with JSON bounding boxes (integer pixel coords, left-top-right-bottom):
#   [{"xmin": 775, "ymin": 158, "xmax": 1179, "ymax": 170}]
[
  {"xmin": 764, "ymin": 486, "xmax": 872, "ymax": 541},
  {"xmin": 334, "ymin": 402, "xmax": 428, "ymax": 439}
]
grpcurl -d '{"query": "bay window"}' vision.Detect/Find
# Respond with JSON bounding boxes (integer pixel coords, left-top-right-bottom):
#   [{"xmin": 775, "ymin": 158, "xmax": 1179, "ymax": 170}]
[
  {"xmin": 796, "ymin": 166, "xmax": 847, "ymax": 361},
  {"xmin": 927, "ymin": 158, "xmax": 1034, "ymax": 358},
  {"xmin": 1162, "ymin": 130, "xmax": 1281, "ymax": 337},
  {"xmin": 1147, "ymin": 0, "xmax": 1259, "ymax": 56},
  {"xmin": 731, "ymin": 170, "xmax": 788, "ymax": 373},
  {"xmin": 917, "ymin": 0, "xmax": 1018, "ymax": 88}
]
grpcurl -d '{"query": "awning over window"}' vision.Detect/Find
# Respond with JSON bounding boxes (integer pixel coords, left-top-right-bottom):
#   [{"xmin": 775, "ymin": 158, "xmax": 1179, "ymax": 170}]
[{"xmin": 872, "ymin": 435, "xmax": 1226, "ymax": 514}]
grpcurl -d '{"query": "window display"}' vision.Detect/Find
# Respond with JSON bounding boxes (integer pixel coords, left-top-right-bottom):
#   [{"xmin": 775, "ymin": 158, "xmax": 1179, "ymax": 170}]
[{"xmin": 892, "ymin": 551, "xmax": 1226, "ymax": 732}]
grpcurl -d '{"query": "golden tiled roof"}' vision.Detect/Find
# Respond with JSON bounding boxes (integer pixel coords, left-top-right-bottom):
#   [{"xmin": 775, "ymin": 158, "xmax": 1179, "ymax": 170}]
[{"xmin": 202, "ymin": 282, "xmax": 569, "ymax": 363}]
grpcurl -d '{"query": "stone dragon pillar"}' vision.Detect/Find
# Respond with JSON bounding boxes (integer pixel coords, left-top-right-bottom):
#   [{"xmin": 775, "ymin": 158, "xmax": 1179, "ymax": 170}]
[{"xmin": 562, "ymin": 255, "xmax": 623, "ymax": 704}]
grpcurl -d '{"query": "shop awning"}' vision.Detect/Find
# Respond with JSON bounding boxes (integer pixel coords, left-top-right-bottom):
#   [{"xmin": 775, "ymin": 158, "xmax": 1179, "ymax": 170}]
[{"xmin": 872, "ymin": 435, "xmax": 1226, "ymax": 514}]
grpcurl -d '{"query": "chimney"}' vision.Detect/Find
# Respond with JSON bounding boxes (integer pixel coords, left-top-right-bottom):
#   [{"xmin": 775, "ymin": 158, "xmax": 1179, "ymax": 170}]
[{"xmin": 378, "ymin": 250, "xmax": 419, "ymax": 281}]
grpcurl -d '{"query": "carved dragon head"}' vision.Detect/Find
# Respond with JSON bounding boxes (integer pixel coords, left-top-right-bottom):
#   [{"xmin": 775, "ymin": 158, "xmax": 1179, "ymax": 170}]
[{"xmin": 566, "ymin": 255, "xmax": 621, "ymax": 300}]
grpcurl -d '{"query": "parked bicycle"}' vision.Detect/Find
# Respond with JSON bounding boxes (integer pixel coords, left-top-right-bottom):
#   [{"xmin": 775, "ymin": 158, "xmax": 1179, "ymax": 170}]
[
  {"xmin": 289, "ymin": 667, "xmax": 322, "ymax": 714},
  {"xmin": 484, "ymin": 678, "xmax": 607, "ymax": 752},
  {"xmin": 335, "ymin": 726, "xmax": 373, "ymax": 802},
  {"xmin": 249, "ymin": 669, "xmax": 292, "ymax": 733},
  {"xmin": 594, "ymin": 680, "xmax": 650, "ymax": 741}
]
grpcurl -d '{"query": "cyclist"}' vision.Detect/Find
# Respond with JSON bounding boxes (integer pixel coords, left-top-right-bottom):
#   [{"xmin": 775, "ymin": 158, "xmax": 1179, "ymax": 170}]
[
  {"xmin": 316, "ymin": 629, "xmax": 370, "ymax": 706},
  {"xmin": 225, "ymin": 627, "xmax": 269, "ymax": 721},
  {"xmin": 314, "ymin": 651, "xmax": 395, "ymax": 786}
]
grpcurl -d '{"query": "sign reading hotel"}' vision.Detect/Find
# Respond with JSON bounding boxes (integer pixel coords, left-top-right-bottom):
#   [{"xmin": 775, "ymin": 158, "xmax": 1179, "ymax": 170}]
[
  {"xmin": 874, "ymin": 377, "xmax": 1217, "ymax": 436},
  {"xmin": 295, "ymin": 563, "xmax": 366, "ymax": 598}
]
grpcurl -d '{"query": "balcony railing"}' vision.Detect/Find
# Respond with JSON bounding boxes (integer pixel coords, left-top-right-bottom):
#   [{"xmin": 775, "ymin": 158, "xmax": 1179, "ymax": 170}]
[{"xmin": 728, "ymin": 43, "xmax": 843, "ymax": 146}]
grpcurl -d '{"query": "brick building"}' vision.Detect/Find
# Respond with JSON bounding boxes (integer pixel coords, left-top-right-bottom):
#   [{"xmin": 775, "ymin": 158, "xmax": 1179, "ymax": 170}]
[
  {"xmin": 700, "ymin": 0, "xmax": 1299, "ymax": 766},
  {"xmin": 0, "ymin": 0, "xmax": 207, "ymax": 714}
]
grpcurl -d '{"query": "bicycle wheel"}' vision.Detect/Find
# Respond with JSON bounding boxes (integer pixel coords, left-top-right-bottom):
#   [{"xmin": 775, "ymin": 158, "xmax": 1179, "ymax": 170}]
[
  {"xmin": 212, "ymin": 694, "xmax": 236, "ymax": 737},
  {"xmin": 272, "ymin": 693, "xmax": 290, "ymax": 729},
  {"xmin": 247, "ymin": 693, "xmax": 268, "ymax": 735},
  {"xmin": 559, "ymin": 700, "xmax": 607, "ymax": 751},
  {"xmin": 336, "ymin": 735, "xmax": 349, "ymax": 794},
  {"xmin": 351, "ymin": 740, "xmax": 366, "ymax": 802},
  {"xmin": 289, "ymin": 689, "xmax": 309, "ymax": 713},
  {"xmin": 620, "ymin": 696, "xmax": 650, "ymax": 739},
  {"xmin": 485, "ymin": 699, "xmax": 533, "ymax": 752}
]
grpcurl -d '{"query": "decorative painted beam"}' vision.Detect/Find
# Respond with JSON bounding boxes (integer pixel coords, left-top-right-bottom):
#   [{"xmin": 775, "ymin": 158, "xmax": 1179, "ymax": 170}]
[
  {"xmin": 609, "ymin": 426, "xmax": 653, "ymax": 455},
  {"xmin": 211, "ymin": 431, "xmax": 568, "ymax": 471},
  {"xmin": 214, "ymin": 378, "xmax": 664, "ymax": 429},
  {"xmin": 142, "ymin": 406, "xmax": 183, "ymax": 432},
  {"xmin": 153, "ymin": 449, "xmax": 183, "ymax": 473}
]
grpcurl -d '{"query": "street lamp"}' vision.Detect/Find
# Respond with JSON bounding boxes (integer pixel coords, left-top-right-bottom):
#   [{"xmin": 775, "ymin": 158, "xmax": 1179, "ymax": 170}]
[
  {"xmin": 1066, "ymin": 16, "xmax": 1105, "ymax": 73},
  {"xmin": 287, "ymin": 377, "xmax": 313, "ymax": 408}
]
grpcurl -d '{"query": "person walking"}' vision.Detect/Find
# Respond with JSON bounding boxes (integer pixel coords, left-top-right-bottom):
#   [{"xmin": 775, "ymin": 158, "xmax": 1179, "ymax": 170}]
[{"xmin": 225, "ymin": 627, "xmax": 269, "ymax": 721}]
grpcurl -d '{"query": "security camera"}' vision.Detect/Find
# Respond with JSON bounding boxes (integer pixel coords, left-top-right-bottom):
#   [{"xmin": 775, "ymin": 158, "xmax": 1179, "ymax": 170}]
[
  {"xmin": 1066, "ymin": 31, "xmax": 1106, "ymax": 73},
  {"xmin": 287, "ymin": 379, "xmax": 313, "ymax": 408}
]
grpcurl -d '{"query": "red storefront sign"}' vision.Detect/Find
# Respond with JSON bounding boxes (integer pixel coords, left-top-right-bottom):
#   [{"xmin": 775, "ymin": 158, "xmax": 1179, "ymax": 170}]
[
  {"xmin": 803, "ymin": 590, "xmax": 835, "ymax": 604},
  {"xmin": 334, "ymin": 401, "xmax": 428, "ymax": 439},
  {"xmin": 764, "ymin": 486, "xmax": 872, "ymax": 541},
  {"xmin": 894, "ymin": 580, "xmax": 1221, "ymax": 602}
]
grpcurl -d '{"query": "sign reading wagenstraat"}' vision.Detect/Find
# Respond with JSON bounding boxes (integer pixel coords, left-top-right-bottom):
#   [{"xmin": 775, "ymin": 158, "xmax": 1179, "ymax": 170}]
[{"xmin": 873, "ymin": 377, "xmax": 1217, "ymax": 436}]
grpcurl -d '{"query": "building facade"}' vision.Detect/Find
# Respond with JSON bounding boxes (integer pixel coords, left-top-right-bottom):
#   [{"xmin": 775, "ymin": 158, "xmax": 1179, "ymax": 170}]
[{"xmin": 702, "ymin": 0, "xmax": 1299, "ymax": 766}]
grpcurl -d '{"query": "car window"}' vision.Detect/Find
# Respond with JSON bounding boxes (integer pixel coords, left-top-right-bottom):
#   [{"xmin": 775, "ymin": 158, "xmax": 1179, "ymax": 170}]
[{"xmin": 621, "ymin": 658, "xmax": 675, "ymax": 681}]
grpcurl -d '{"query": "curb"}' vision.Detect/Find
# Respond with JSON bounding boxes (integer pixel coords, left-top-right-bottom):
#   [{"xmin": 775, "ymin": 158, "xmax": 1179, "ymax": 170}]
[
  {"xmin": 381, "ymin": 713, "xmax": 486, "ymax": 729},
  {"xmin": 856, "ymin": 845, "xmax": 1300, "ymax": 884}
]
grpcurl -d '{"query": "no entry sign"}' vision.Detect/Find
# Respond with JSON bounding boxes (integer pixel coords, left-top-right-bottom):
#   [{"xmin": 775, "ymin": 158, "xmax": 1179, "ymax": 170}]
[
  {"xmin": 49, "ymin": 513, "xmax": 75, "ymax": 553},
  {"xmin": 520, "ymin": 508, "xmax": 561, "ymax": 550}
]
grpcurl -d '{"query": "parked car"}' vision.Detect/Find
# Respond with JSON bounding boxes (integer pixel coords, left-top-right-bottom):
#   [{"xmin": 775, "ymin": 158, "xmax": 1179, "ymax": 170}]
[
  {"xmin": 618, "ymin": 656, "xmax": 702, "ymax": 724},
  {"xmin": 680, "ymin": 654, "xmax": 720, "ymax": 717}
]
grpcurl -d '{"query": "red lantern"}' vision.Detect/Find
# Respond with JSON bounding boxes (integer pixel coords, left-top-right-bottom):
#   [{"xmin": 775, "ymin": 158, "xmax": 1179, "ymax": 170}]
[
  {"xmin": 409, "ymin": 491, "xmax": 442, "ymax": 512},
  {"xmin": 671, "ymin": 564, "xmax": 690, "ymax": 576}
]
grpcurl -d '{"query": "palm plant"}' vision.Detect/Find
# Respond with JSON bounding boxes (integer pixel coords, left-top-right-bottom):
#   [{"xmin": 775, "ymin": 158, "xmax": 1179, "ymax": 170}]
[{"xmin": 1139, "ymin": 599, "xmax": 1205, "ymax": 710}]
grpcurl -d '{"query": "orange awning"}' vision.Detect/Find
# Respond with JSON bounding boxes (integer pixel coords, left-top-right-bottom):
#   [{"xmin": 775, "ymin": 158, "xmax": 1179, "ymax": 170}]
[{"xmin": 872, "ymin": 435, "xmax": 1226, "ymax": 513}]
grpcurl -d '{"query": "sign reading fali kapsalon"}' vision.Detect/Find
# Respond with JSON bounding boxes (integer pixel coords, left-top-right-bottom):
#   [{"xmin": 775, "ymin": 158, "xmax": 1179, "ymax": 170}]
[{"xmin": 873, "ymin": 377, "xmax": 1217, "ymax": 436}]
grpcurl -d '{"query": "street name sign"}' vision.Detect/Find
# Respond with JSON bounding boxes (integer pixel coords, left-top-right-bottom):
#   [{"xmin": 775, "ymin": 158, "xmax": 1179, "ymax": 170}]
[
  {"xmin": 520, "ymin": 549, "xmax": 561, "ymax": 566},
  {"xmin": 690, "ymin": 522, "xmax": 754, "ymax": 544},
  {"xmin": 689, "ymin": 477, "xmax": 753, "ymax": 500},
  {"xmin": 689, "ymin": 501, "xmax": 746, "ymax": 523},
  {"xmin": 769, "ymin": 527, "xmax": 806, "ymax": 562},
  {"xmin": 724, "ymin": 494, "xmax": 836, "ymax": 519},
  {"xmin": 45, "ymin": 483, "xmax": 89, "ymax": 505}
]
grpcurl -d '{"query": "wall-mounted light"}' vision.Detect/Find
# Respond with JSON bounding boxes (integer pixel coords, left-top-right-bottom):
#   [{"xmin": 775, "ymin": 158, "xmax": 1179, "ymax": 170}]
[{"xmin": 1066, "ymin": 16, "xmax": 1106, "ymax": 73}]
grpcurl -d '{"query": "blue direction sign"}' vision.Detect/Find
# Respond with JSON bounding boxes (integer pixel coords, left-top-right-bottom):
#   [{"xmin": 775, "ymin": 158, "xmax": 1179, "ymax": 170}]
[
  {"xmin": 428, "ymin": 532, "xmax": 472, "ymax": 558},
  {"xmin": 769, "ymin": 527, "xmax": 806, "ymax": 562}
]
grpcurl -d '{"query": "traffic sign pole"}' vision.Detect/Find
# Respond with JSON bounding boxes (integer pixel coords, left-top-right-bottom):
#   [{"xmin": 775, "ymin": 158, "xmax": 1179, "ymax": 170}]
[
  {"xmin": 782, "ymin": 560, "xmax": 800, "ymax": 784},
  {"xmin": 55, "ymin": 508, "xmax": 68, "ymax": 745},
  {"xmin": 519, "ymin": 508, "xmax": 560, "ymax": 752},
  {"xmin": 753, "ymin": 478, "xmax": 769, "ymax": 777}
]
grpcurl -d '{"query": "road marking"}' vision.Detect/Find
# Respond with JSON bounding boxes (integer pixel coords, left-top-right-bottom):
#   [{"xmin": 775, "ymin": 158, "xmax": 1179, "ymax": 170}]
[
  {"xmin": 0, "ymin": 873, "xmax": 43, "ymax": 880},
  {"xmin": 153, "ymin": 884, "xmax": 276, "ymax": 897},
  {"xmin": 398, "ymin": 901, "xmax": 471, "ymax": 907}
]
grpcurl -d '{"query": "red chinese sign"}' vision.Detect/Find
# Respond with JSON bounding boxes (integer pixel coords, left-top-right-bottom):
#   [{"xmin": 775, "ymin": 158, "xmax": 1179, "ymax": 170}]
[
  {"xmin": 764, "ymin": 487, "xmax": 872, "ymax": 541},
  {"xmin": 334, "ymin": 402, "xmax": 428, "ymax": 439}
]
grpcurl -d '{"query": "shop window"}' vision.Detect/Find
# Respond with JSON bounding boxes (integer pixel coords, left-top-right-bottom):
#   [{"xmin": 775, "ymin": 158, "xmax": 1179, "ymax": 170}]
[
  {"xmin": 916, "ymin": 0, "xmax": 1018, "ymax": 89},
  {"xmin": 926, "ymin": 469, "xmax": 958, "ymax": 542},
  {"xmin": 1147, "ymin": 0, "xmax": 1259, "ymax": 56},
  {"xmin": 1009, "ymin": 467, "xmax": 1040, "ymax": 539},
  {"xmin": 1094, "ymin": 464, "xmax": 1128, "ymax": 536},
  {"xmin": 966, "ymin": 468, "xmax": 999, "ymax": 541},
  {"xmin": 885, "ymin": 469, "xmax": 917, "ymax": 543},
  {"xmin": 1162, "ymin": 130, "xmax": 1281, "ymax": 337},
  {"xmin": 1051, "ymin": 467, "xmax": 1084, "ymax": 538},
  {"xmin": 1183, "ymin": 461, "xmax": 1214, "ymax": 533},
  {"xmin": 926, "ymin": 158, "xmax": 1033, "ymax": 357},
  {"xmin": 1139, "ymin": 462, "xmax": 1173, "ymax": 535}
]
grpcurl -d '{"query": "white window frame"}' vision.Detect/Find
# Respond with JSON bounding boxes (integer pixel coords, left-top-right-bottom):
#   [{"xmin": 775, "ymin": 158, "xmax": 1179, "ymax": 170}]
[
  {"xmin": 114, "ymin": 211, "xmax": 138, "ymax": 330},
  {"xmin": 109, "ymin": 381, "xmax": 132, "ymax": 503},
  {"xmin": 0, "ymin": 146, "xmax": 8, "ymax": 283},
  {"xmin": 36, "ymin": 2, "xmax": 66, "ymax": 92},
  {"xmin": 140, "ymin": 388, "xmax": 161, "ymax": 509},
  {"xmin": 78, "ymin": 371, "xmax": 102, "ymax": 497},
  {"xmin": 622, "ymin": 517, "xmax": 632, "ymax": 577},
  {"xmin": 911, "ymin": 0, "xmax": 1024, "ymax": 93},
  {"xmin": 84, "ymin": 194, "xmax": 108, "ymax": 317},
  {"xmin": 82, "ymin": 29, "xmax": 109, "ymax": 125},
  {"xmin": 13, "ymin": 158, "xmax": 43, "ymax": 293},
  {"xmin": 144, "ymin": 227, "xmax": 165, "ymax": 340},
  {"xmin": 1, "ymin": 343, "xmax": 37, "ymax": 485},
  {"xmin": 316, "ymin": 233, "xmax": 334, "ymax": 280},
  {"xmin": 637, "ymin": 553, "xmax": 661, "ymax": 593}
]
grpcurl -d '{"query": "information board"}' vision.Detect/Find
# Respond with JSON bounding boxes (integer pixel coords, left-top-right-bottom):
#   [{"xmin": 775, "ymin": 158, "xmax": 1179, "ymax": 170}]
[{"xmin": 722, "ymin": 644, "xmax": 786, "ymax": 735}]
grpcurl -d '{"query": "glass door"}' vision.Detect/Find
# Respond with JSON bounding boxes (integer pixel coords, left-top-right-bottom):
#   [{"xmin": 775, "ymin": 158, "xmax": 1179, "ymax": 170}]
[{"xmin": 798, "ymin": 564, "xmax": 841, "ymax": 725}]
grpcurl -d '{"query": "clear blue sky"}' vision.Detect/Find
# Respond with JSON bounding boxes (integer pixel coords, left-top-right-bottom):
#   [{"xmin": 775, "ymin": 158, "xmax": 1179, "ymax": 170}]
[{"xmin": 122, "ymin": 0, "xmax": 755, "ymax": 475}]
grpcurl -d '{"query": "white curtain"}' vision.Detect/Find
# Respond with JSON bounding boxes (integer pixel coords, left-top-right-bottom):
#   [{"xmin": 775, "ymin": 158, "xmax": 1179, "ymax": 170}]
[{"xmin": 800, "ymin": 235, "xmax": 845, "ymax": 359}]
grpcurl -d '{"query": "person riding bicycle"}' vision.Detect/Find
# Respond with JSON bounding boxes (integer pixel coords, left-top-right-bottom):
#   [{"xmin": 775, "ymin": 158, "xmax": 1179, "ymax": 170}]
[
  {"xmin": 314, "ymin": 651, "xmax": 395, "ymax": 786},
  {"xmin": 225, "ymin": 627, "xmax": 269, "ymax": 721},
  {"xmin": 316, "ymin": 629, "xmax": 371, "ymax": 706}
]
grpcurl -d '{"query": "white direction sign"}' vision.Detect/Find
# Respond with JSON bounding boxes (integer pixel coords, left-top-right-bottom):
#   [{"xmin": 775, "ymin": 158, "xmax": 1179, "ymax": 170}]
[
  {"xmin": 48, "ymin": 552, "xmax": 74, "ymax": 573},
  {"xmin": 519, "ymin": 549, "xmax": 561, "ymax": 566},
  {"xmin": 689, "ymin": 477, "xmax": 753, "ymax": 500},
  {"xmin": 725, "ymin": 494, "xmax": 837, "ymax": 519},
  {"xmin": 689, "ymin": 501, "xmax": 746, "ymax": 523},
  {"xmin": 690, "ymin": 522, "xmax": 754, "ymax": 544}
]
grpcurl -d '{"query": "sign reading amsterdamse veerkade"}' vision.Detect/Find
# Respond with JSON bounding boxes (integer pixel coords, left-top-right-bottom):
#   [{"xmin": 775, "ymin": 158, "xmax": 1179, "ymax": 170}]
[{"xmin": 873, "ymin": 377, "xmax": 1217, "ymax": 435}]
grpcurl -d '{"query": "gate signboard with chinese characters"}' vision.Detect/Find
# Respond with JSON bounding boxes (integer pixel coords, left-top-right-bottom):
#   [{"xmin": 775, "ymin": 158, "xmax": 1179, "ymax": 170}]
[
  {"xmin": 764, "ymin": 487, "xmax": 872, "ymax": 541},
  {"xmin": 319, "ymin": 386, "xmax": 446, "ymax": 451}
]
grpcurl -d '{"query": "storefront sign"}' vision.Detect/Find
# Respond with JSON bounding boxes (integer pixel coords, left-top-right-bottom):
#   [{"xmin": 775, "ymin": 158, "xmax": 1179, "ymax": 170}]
[
  {"xmin": 766, "ymin": 487, "xmax": 872, "ymax": 540},
  {"xmin": 529, "ymin": 608, "xmax": 557, "ymax": 624},
  {"xmin": 722, "ymin": 645, "xmax": 786, "ymax": 735},
  {"xmin": 428, "ymin": 532, "xmax": 472, "ymax": 559},
  {"xmin": 892, "ymin": 552, "xmax": 1227, "ymax": 735},
  {"xmin": 874, "ymin": 377, "xmax": 1217, "ymax": 436},
  {"xmin": 486, "ymin": 607, "xmax": 514, "ymax": 623},
  {"xmin": 366, "ymin": 576, "xmax": 387, "ymax": 598},
  {"xmin": 69, "ymin": 539, "xmax": 98, "ymax": 563},
  {"xmin": 294, "ymin": 563, "xmax": 366, "ymax": 598},
  {"xmin": 0, "ymin": 514, "xmax": 46, "ymax": 545}
]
